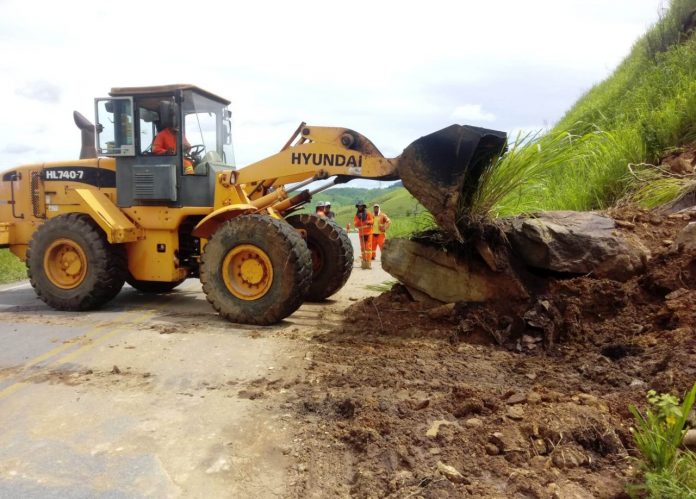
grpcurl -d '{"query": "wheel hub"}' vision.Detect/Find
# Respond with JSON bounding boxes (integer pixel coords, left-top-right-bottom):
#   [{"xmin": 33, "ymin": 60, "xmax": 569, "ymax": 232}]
[
  {"xmin": 43, "ymin": 239, "xmax": 88, "ymax": 289},
  {"xmin": 222, "ymin": 244, "xmax": 274, "ymax": 301},
  {"xmin": 240, "ymin": 258, "xmax": 264, "ymax": 285}
]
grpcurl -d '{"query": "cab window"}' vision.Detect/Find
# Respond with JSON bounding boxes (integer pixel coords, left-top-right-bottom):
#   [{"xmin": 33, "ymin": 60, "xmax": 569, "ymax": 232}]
[
  {"xmin": 95, "ymin": 98, "xmax": 135, "ymax": 156},
  {"xmin": 138, "ymin": 107, "xmax": 158, "ymax": 154}
]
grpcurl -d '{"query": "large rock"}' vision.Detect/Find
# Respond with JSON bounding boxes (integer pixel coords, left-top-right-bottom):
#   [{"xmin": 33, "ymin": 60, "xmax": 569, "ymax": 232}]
[
  {"xmin": 674, "ymin": 222, "xmax": 696, "ymax": 252},
  {"xmin": 382, "ymin": 239, "xmax": 528, "ymax": 303},
  {"xmin": 504, "ymin": 211, "xmax": 650, "ymax": 281},
  {"xmin": 683, "ymin": 428, "xmax": 696, "ymax": 450}
]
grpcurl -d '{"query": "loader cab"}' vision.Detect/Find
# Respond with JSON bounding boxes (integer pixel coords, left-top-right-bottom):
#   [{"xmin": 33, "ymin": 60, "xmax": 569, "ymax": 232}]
[{"xmin": 95, "ymin": 85, "xmax": 235, "ymax": 208}]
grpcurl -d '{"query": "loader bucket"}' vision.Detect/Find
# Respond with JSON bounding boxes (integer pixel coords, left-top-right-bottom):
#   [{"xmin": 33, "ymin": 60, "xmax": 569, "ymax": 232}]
[{"xmin": 397, "ymin": 124, "xmax": 507, "ymax": 240}]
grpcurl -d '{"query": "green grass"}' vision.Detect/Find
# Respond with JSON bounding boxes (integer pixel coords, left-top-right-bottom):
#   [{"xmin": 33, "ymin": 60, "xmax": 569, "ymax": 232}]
[
  {"xmin": 0, "ymin": 249, "xmax": 26, "ymax": 284},
  {"xmin": 467, "ymin": 0, "xmax": 696, "ymax": 219},
  {"xmin": 364, "ymin": 280, "xmax": 398, "ymax": 293},
  {"xmin": 301, "ymin": 182, "xmax": 432, "ymax": 236},
  {"xmin": 628, "ymin": 384, "xmax": 696, "ymax": 497}
]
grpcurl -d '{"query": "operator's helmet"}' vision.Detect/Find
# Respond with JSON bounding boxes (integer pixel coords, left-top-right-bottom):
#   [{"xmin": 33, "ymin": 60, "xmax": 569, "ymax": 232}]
[
  {"xmin": 355, "ymin": 200, "xmax": 366, "ymax": 208},
  {"xmin": 316, "ymin": 201, "xmax": 326, "ymax": 208}
]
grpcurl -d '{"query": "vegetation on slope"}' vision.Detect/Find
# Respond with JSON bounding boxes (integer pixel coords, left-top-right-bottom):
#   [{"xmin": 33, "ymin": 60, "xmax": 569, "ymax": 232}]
[
  {"xmin": 0, "ymin": 249, "xmax": 25, "ymax": 284},
  {"xmin": 628, "ymin": 385, "xmax": 696, "ymax": 497},
  {"xmin": 472, "ymin": 0, "xmax": 696, "ymax": 220},
  {"xmin": 304, "ymin": 182, "xmax": 434, "ymax": 238}
]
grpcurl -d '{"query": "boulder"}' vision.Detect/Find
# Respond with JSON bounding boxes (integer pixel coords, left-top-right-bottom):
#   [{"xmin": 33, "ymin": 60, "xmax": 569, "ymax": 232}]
[
  {"xmin": 504, "ymin": 211, "xmax": 650, "ymax": 281},
  {"xmin": 683, "ymin": 429, "xmax": 696, "ymax": 451},
  {"xmin": 382, "ymin": 239, "xmax": 528, "ymax": 304},
  {"xmin": 673, "ymin": 222, "xmax": 696, "ymax": 253}
]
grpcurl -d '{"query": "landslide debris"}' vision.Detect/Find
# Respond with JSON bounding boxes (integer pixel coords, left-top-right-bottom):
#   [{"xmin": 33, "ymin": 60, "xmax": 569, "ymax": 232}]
[{"xmin": 285, "ymin": 206, "xmax": 696, "ymax": 498}]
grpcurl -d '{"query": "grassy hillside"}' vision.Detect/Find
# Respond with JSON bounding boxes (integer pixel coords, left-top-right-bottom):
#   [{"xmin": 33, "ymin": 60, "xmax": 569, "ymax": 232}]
[
  {"xmin": 304, "ymin": 183, "xmax": 432, "ymax": 237},
  {"xmin": 475, "ymin": 0, "xmax": 696, "ymax": 219},
  {"xmin": 0, "ymin": 249, "xmax": 25, "ymax": 284}
]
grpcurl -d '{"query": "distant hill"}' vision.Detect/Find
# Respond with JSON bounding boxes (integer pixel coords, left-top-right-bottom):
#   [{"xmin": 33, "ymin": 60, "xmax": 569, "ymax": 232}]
[{"xmin": 300, "ymin": 182, "xmax": 433, "ymax": 236}]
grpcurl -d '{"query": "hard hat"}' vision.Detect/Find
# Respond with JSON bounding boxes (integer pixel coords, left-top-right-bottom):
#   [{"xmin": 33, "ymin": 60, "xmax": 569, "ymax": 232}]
[
  {"xmin": 373, "ymin": 203, "xmax": 380, "ymax": 207},
  {"xmin": 316, "ymin": 201, "xmax": 325, "ymax": 207},
  {"xmin": 324, "ymin": 201, "xmax": 331, "ymax": 206},
  {"xmin": 355, "ymin": 200, "xmax": 366, "ymax": 207}
]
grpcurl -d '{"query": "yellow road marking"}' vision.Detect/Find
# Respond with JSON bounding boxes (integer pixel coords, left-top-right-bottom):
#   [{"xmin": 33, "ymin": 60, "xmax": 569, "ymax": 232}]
[
  {"xmin": 53, "ymin": 311, "xmax": 153, "ymax": 367},
  {"xmin": 0, "ymin": 381, "xmax": 27, "ymax": 400},
  {"xmin": 20, "ymin": 308, "xmax": 143, "ymax": 370},
  {"xmin": 0, "ymin": 313, "xmax": 151, "ymax": 401},
  {"xmin": 0, "ymin": 280, "xmax": 198, "ymax": 401}
]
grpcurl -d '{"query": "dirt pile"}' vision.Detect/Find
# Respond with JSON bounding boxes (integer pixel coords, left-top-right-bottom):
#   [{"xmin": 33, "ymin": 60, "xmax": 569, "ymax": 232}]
[{"xmin": 285, "ymin": 207, "xmax": 696, "ymax": 498}]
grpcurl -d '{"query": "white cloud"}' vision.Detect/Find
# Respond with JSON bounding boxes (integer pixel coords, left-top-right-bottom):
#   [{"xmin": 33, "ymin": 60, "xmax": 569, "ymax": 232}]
[
  {"xmin": 15, "ymin": 80, "xmax": 61, "ymax": 103},
  {"xmin": 451, "ymin": 105, "xmax": 497, "ymax": 123},
  {"xmin": 1, "ymin": 144, "xmax": 36, "ymax": 154},
  {"xmin": 0, "ymin": 0, "xmax": 664, "ymax": 171}
]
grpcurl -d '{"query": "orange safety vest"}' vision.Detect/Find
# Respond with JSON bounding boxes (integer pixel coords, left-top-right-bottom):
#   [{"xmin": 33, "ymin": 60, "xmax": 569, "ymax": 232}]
[
  {"xmin": 373, "ymin": 211, "xmax": 391, "ymax": 234},
  {"xmin": 153, "ymin": 128, "xmax": 191, "ymax": 154},
  {"xmin": 153, "ymin": 128, "xmax": 194, "ymax": 174},
  {"xmin": 354, "ymin": 212, "xmax": 374, "ymax": 235}
]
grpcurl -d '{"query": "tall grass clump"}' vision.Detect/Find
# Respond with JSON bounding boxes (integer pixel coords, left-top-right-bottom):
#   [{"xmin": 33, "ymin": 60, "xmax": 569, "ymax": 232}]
[
  {"xmin": 467, "ymin": 130, "xmax": 583, "ymax": 220},
  {"xmin": 467, "ymin": 127, "xmax": 642, "ymax": 220},
  {"xmin": 389, "ymin": 212, "xmax": 436, "ymax": 239},
  {"xmin": 628, "ymin": 384, "xmax": 696, "ymax": 497},
  {"xmin": 628, "ymin": 165, "xmax": 696, "ymax": 208}
]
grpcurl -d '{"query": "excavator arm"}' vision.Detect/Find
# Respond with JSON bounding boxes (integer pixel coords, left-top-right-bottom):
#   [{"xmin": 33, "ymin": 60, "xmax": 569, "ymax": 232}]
[
  {"xmin": 197, "ymin": 122, "xmax": 507, "ymax": 240},
  {"xmin": 236, "ymin": 125, "xmax": 399, "ymax": 190}
]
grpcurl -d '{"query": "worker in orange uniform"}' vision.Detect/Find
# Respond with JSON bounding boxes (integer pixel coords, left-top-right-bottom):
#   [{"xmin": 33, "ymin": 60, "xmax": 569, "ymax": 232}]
[
  {"xmin": 371, "ymin": 203, "xmax": 391, "ymax": 260},
  {"xmin": 353, "ymin": 201, "xmax": 374, "ymax": 269},
  {"xmin": 153, "ymin": 127, "xmax": 195, "ymax": 175},
  {"xmin": 324, "ymin": 201, "xmax": 336, "ymax": 220}
]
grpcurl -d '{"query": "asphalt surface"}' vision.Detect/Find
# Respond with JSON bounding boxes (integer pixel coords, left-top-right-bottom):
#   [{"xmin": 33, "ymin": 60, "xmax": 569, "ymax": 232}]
[{"xmin": 0, "ymin": 233, "xmax": 391, "ymax": 498}]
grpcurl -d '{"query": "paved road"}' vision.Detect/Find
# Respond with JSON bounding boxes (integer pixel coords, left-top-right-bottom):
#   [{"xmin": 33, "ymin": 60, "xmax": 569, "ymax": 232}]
[{"xmin": 0, "ymin": 234, "xmax": 391, "ymax": 498}]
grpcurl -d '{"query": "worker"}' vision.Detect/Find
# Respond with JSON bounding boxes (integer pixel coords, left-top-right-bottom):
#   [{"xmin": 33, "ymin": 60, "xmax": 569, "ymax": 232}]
[
  {"xmin": 152, "ymin": 126, "xmax": 195, "ymax": 175},
  {"xmin": 371, "ymin": 203, "xmax": 391, "ymax": 260},
  {"xmin": 315, "ymin": 201, "xmax": 327, "ymax": 218},
  {"xmin": 324, "ymin": 201, "xmax": 336, "ymax": 220},
  {"xmin": 353, "ymin": 201, "xmax": 374, "ymax": 269}
]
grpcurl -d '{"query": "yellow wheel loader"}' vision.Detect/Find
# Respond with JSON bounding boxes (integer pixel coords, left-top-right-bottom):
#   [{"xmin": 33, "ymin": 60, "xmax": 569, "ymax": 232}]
[{"xmin": 0, "ymin": 84, "xmax": 506, "ymax": 325}]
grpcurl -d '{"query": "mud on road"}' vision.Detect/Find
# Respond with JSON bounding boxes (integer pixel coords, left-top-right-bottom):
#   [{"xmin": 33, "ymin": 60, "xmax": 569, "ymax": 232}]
[
  {"xmin": 285, "ymin": 208, "xmax": 696, "ymax": 498},
  {"xmin": 0, "ymin": 234, "xmax": 392, "ymax": 498},
  {"xmin": 2, "ymin": 216, "xmax": 695, "ymax": 498}
]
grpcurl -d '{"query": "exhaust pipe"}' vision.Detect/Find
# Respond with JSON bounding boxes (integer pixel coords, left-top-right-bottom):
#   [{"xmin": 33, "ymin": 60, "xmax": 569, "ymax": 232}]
[{"xmin": 73, "ymin": 111, "xmax": 98, "ymax": 160}]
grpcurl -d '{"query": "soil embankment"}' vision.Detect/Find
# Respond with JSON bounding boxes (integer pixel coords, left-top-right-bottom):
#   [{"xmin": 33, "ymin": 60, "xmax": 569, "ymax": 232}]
[{"xmin": 284, "ymin": 208, "xmax": 696, "ymax": 498}]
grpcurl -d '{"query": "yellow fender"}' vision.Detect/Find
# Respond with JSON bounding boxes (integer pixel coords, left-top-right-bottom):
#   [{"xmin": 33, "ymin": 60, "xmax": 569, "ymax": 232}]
[
  {"xmin": 192, "ymin": 204, "xmax": 257, "ymax": 239},
  {"xmin": 73, "ymin": 188, "xmax": 141, "ymax": 243}
]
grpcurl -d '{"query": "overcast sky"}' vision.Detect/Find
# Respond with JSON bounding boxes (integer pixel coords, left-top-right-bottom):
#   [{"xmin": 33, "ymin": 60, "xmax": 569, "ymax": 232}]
[{"xmin": 0, "ymin": 0, "xmax": 665, "ymax": 175}]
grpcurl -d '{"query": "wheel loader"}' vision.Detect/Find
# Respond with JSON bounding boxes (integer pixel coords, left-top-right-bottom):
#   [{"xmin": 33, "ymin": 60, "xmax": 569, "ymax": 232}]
[{"xmin": 0, "ymin": 84, "xmax": 506, "ymax": 325}]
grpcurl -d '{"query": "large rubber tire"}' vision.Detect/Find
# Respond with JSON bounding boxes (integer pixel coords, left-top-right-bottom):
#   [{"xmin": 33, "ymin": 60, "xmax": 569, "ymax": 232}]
[
  {"xmin": 26, "ymin": 214, "xmax": 126, "ymax": 311},
  {"xmin": 286, "ymin": 214, "xmax": 353, "ymax": 301},
  {"xmin": 200, "ymin": 214, "xmax": 312, "ymax": 325},
  {"xmin": 126, "ymin": 276, "xmax": 185, "ymax": 293}
]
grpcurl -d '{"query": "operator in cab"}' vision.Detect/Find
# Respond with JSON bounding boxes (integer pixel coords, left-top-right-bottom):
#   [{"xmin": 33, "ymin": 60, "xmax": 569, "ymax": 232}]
[{"xmin": 153, "ymin": 126, "xmax": 195, "ymax": 175}]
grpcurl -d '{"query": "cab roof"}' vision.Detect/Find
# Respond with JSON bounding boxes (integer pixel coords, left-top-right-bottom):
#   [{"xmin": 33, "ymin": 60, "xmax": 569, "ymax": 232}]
[{"xmin": 109, "ymin": 84, "xmax": 231, "ymax": 105}]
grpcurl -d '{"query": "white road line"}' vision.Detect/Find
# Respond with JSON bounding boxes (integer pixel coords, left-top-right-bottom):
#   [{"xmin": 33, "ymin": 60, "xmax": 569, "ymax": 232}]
[{"xmin": 0, "ymin": 281, "xmax": 30, "ymax": 292}]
